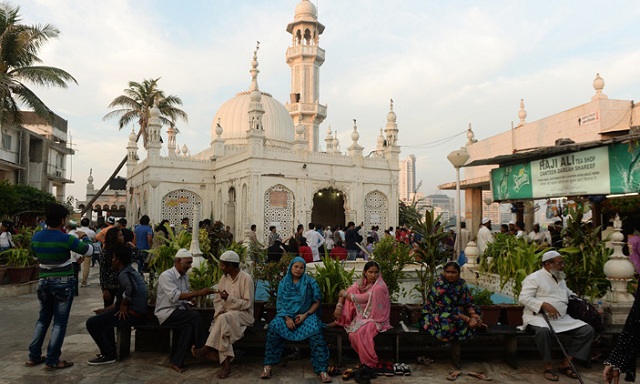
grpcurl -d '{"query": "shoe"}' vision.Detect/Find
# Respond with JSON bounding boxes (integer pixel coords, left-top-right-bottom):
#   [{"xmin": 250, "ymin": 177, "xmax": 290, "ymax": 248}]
[
  {"xmin": 81, "ymin": 282, "xmax": 90, "ymax": 287},
  {"xmin": 400, "ymin": 363, "xmax": 411, "ymax": 376},
  {"xmin": 87, "ymin": 354, "xmax": 116, "ymax": 366},
  {"xmin": 393, "ymin": 363, "xmax": 403, "ymax": 375}
]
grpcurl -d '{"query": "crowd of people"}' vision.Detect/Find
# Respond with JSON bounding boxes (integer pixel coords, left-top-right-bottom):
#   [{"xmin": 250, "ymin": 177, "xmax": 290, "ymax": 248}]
[{"xmin": 19, "ymin": 205, "xmax": 640, "ymax": 383}]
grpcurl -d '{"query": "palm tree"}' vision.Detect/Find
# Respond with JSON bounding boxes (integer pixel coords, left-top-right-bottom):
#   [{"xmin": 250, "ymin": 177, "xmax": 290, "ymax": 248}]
[
  {"xmin": 103, "ymin": 78, "xmax": 188, "ymax": 148},
  {"xmin": 0, "ymin": 2, "xmax": 77, "ymax": 127}
]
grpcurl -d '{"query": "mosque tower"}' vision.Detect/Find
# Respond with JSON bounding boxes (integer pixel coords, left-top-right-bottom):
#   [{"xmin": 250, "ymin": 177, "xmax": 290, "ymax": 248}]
[{"xmin": 286, "ymin": 0, "xmax": 327, "ymax": 152}]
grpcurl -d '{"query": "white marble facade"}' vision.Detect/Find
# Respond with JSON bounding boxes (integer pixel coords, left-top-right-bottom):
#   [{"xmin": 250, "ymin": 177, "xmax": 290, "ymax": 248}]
[{"xmin": 125, "ymin": 0, "xmax": 400, "ymax": 243}]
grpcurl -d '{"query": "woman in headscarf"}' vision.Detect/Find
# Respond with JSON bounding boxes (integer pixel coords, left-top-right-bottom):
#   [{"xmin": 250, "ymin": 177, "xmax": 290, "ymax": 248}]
[
  {"xmin": 261, "ymin": 257, "xmax": 331, "ymax": 382},
  {"xmin": 333, "ymin": 261, "xmax": 391, "ymax": 371},
  {"xmin": 420, "ymin": 261, "xmax": 486, "ymax": 342}
]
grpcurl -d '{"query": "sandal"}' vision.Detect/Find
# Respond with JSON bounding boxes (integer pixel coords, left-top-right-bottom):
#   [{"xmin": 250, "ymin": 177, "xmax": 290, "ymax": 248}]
[
  {"xmin": 261, "ymin": 366, "xmax": 272, "ymax": 379},
  {"xmin": 543, "ymin": 369, "xmax": 559, "ymax": 382},
  {"xmin": 342, "ymin": 368, "xmax": 355, "ymax": 381},
  {"xmin": 327, "ymin": 365, "xmax": 341, "ymax": 376},
  {"xmin": 468, "ymin": 371, "xmax": 492, "ymax": 381},
  {"xmin": 25, "ymin": 356, "xmax": 46, "ymax": 367},
  {"xmin": 319, "ymin": 371, "xmax": 332, "ymax": 383},
  {"xmin": 558, "ymin": 365, "xmax": 579, "ymax": 379},
  {"xmin": 44, "ymin": 360, "xmax": 74, "ymax": 371},
  {"xmin": 417, "ymin": 356, "xmax": 434, "ymax": 366},
  {"xmin": 447, "ymin": 370, "xmax": 462, "ymax": 381}
]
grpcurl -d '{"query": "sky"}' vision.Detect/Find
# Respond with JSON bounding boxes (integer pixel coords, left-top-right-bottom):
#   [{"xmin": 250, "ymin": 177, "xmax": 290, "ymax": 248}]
[{"xmin": 17, "ymin": 0, "xmax": 640, "ymax": 204}]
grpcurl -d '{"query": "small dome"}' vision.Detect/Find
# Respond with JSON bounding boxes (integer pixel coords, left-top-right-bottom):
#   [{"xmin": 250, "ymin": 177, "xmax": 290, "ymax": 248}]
[
  {"xmin": 128, "ymin": 128, "xmax": 137, "ymax": 142},
  {"xmin": 295, "ymin": 0, "xmax": 317, "ymax": 20},
  {"xmin": 212, "ymin": 91, "xmax": 295, "ymax": 146}
]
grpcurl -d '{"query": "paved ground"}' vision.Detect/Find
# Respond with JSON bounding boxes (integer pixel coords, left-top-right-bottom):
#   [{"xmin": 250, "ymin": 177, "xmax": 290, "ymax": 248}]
[{"xmin": 0, "ymin": 266, "xmax": 611, "ymax": 383}]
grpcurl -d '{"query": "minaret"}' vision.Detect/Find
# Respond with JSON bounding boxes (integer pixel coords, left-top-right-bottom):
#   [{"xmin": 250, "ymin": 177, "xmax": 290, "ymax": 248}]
[
  {"xmin": 146, "ymin": 102, "xmax": 162, "ymax": 162},
  {"xmin": 383, "ymin": 99, "xmax": 401, "ymax": 163},
  {"xmin": 126, "ymin": 127, "xmax": 138, "ymax": 168},
  {"xmin": 246, "ymin": 42, "xmax": 265, "ymax": 157},
  {"xmin": 286, "ymin": 0, "xmax": 327, "ymax": 152},
  {"xmin": 167, "ymin": 124, "xmax": 177, "ymax": 157},
  {"xmin": 324, "ymin": 125, "xmax": 333, "ymax": 152}
]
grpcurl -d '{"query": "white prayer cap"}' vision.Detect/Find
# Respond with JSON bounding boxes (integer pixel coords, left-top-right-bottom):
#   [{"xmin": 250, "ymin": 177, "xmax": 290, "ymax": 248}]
[
  {"xmin": 508, "ymin": 220, "xmax": 515, "ymax": 225},
  {"xmin": 175, "ymin": 248, "xmax": 193, "ymax": 259},
  {"xmin": 482, "ymin": 217, "xmax": 491, "ymax": 224},
  {"xmin": 220, "ymin": 250, "xmax": 240, "ymax": 263},
  {"xmin": 542, "ymin": 250, "xmax": 562, "ymax": 262}
]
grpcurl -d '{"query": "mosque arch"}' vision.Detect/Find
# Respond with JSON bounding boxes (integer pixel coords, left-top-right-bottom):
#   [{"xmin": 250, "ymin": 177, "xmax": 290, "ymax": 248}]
[
  {"xmin": 311, "ymin": 187, "xmax": 346, "ymax": 229},
  {"xmin": 263, "ymin": 184, "xmax": 294, "ymax": 243},
  {"xmin": 161, "ymin": 189, "xmax": 202, "ymax": 227},
  {"xmin": 364, "ymin": 190, "xmax": 388, "ymax": 231}
]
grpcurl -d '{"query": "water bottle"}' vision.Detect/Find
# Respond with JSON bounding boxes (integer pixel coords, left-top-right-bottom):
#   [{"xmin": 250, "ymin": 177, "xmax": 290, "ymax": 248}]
[{"xmin": 596, "ymin": 300, "xmax": 605, "ymax": 318}]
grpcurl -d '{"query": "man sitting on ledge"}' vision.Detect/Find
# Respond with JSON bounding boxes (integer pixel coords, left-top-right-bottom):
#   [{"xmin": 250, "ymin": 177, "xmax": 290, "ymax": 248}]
[
  {"xmin": 192, "ymin": 250, "xmax": 254, "ymax": 379},
  {"xmin": 519, "ymin": 250, "xmax": 594, "ymax": 382},
  {"xmin": 155, "ymin": 248, "xmax": 215, "ymax": 373}
]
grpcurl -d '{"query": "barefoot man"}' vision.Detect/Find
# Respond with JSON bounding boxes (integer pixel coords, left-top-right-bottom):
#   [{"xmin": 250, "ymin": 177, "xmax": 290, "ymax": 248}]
[{"xmin": 192, "ymin": 250, "xmax": 254, "ymax": 379}]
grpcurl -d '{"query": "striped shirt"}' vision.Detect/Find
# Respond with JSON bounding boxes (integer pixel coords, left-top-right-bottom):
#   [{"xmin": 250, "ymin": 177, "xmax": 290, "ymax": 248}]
[{"xmin": 31, "ymin": 229, "xmax": 93, "ymax": 278}]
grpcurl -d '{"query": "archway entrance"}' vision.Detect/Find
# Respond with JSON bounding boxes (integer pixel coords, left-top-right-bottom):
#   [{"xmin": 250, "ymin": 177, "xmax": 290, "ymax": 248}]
[{"xmin": 311, "ymin": 188, "xmax": 345, "ymax": 228}]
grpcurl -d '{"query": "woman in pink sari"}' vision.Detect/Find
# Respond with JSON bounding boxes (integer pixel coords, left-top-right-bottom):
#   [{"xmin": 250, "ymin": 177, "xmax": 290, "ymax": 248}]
[{"xmin": 333, "ymin": 261, "xmax": 391, "ymax": 369}]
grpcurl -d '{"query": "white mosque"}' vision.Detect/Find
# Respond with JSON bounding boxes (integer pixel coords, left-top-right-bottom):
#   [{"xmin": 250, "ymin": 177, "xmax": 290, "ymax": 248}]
[{"xmin": 124, "ymin": 0, "xmax": 401, "ymax": 243}]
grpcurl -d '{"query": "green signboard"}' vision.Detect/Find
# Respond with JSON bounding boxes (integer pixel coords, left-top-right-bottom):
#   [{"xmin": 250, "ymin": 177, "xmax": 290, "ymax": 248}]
[{"xmin": 491, "ymin": 142, "xmax": 640, "ymax": 201}]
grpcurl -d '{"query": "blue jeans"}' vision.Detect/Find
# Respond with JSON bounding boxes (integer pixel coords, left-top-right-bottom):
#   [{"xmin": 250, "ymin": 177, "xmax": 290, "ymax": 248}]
[
  {"xmin": 347, "ymin": 250, "xmax": 358, "ymax": 261},
  {"xmin": 28, "ymin": 276, "xmax": 75, "ymax": 366}
]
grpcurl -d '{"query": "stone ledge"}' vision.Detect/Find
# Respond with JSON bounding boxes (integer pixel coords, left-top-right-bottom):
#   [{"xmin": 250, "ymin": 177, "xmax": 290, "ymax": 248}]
[{"xmin": 0, "ymin": 280, "xmax": 38, "ymax": 298}]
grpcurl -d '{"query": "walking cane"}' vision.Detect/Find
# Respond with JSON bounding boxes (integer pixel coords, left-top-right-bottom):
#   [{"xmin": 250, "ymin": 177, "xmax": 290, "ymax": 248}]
[{"xmin": 541, "ymin": 312, "xmax": 585, "ymax": 384}]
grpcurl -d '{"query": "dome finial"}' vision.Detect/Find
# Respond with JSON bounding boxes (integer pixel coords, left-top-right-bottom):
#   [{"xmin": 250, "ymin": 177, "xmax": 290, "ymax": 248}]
[
  {"xmin": 88, "ymin": 168, "xmax": 94, "ymax": 184},
  {"xmin": 593, "ymin": 73, "xmax": 605, "ymax": 94},
  {"xmin": 387, "ymin": 98, "xmax": 397, "ymax": 123},
  {"xmin": 518, "ymin": 99, "xmax": 527, "ymax": 125},
  {"xmin": 249, "ymin": 41, "xmax": 261, "ymax": 94},
  {"xmin": 466, "ymin": 123, "xmax": 477, "ymax": 146}
]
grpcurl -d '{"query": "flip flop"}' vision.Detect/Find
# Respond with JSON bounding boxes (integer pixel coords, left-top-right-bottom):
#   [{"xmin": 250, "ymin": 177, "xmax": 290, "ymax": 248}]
[
  {"xmin": 342, "ymin": 368, "xmax": 355, "ymax": 381},
  {"xmin": 558, "ymin": 366, "xmax": 579, "ymax": 379},
  {"xmin": 44, "ymin": 360, "xmax": 73, "ymax": 371},
  {"xmin": 447, "ymin": 370, "xmax": 462, "ymax": 381},
  {"xmin": 25, "ymin": 356, "xmax": 45, "ymax": 367},
  {"xmin": 261, "ymin": 366, "xmax": 272, "ymax": 379},
  {"xmin": 468, "ymin": 371, "xmax": 492, "ymax": 381},
  {"xmin": 544, "ymin": 369, "xmax": 559, "ymax": 382},
  {"xmin": 417, "ymin": 356, "xmax": 434, "ymax": 366},
  {"xmin": 319, "ymin": 372, "xmax": 332, "ymax": 383}
]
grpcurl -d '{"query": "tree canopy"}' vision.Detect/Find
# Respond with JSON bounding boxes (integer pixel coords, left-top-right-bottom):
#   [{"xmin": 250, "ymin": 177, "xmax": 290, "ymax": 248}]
[
  {"xmin": 0, "ymin": 2, "xmax": 77, "ymax": 127},
  {"xmin": 103, "ymin": 78, "xmax": 188, "ymax": 147}
]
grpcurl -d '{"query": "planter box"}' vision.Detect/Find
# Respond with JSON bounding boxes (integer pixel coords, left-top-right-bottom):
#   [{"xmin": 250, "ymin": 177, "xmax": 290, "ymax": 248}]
[
  {"xmin": 7, "ymin": 266, "xmax": 34, "ymax": 284},
  {"xmin": 389, "ymin": 303, "xmax": 405, "ymax": 326},
  {"xmin": 0, "ymin": 265, "xmax": 6, "ymax": 284},
  {"xmin": 404, "ymin": 303, "xmax": 423, "ymax": 327},
  {"xmin": 253, "ymin": 300, "xmax": 265, "ymax": 323},
  {"xmin": 500, "ymin": 304, "xmax": 524, "ymax": 326},
  {"xmin": 321, "ymin": 303, "xmax": 337, "ymax": 323},
  {"xmin": 480, "ymin": 305, "xmax": 501, "ymax": 326}
]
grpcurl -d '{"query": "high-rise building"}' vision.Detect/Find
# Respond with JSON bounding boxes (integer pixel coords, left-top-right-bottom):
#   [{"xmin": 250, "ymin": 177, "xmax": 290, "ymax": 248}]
[{"xmin": 399, "ymin": 154, "xmax": 416, "ymax": 202}]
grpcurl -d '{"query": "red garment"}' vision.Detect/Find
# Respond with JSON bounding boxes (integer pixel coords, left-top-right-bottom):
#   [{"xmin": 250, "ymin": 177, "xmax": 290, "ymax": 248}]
[
  {"xmin": 330, "ymin": 245, "xmax": 347, "ymax": 260},
  {"xmin": 298, "ymin": 245, "xmax": 313, "ymax": 263}
]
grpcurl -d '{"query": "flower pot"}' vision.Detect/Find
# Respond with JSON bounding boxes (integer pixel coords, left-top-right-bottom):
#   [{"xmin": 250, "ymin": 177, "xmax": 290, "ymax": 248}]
[
  {"xmin": 7, "ymin": 266, "xmax": 34, "ymax": 284},
  {"xmin": 321, "ymin": 303, "xmax": 337, "ymax": 323},
  {"xmin": 404, "ymin": 304, "xmax": 423, "ymax": 327},
  {"xmin": 30, "ymin": 266, "xmax": 40, "ymax": 281},
  {"xmin": 253, "ymin": 300, "xmax": 265, "ymax": 323},
  {"xmin": 0, "ymin": 265, "xmax": 7, "ymax": 284},
  {"xmin": 389, "ymin": 303, "xmax": 405, "ymax": 327},
  {"xmin": 264, "ymin": 304, "xmax": 277, "ymax": 322},
  {"xmin": 480, "ymin": 304, "xmax": 501, "ymax": 326},
  {"xmin": 500, "ymin": 304, "xmax": 524, "ymax": 326}
]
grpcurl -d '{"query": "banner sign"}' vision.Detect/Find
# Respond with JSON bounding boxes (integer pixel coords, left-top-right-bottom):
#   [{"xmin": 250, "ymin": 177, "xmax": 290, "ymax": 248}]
[{"xmin": 491, "ymin": 142, "xmax": 640, "ymax": 201}]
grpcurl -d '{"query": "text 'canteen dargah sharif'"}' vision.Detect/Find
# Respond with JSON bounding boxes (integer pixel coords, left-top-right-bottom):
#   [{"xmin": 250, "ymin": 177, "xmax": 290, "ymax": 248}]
[{"xmin": 122, "ymin": 0, "xmax": 400, "ymax": 244}]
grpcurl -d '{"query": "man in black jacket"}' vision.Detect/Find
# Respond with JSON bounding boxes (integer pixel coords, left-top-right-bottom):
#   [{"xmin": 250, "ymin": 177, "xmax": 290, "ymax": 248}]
[{"xmin": 344, "ymin": 221, "xmax": 363, "ymax": 260}]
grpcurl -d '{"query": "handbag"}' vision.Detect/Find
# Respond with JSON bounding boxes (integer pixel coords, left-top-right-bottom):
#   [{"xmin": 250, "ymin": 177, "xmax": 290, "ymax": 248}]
[{"xmin": 566, "ymin": 296, "xmax": 605, "ymax": 332}]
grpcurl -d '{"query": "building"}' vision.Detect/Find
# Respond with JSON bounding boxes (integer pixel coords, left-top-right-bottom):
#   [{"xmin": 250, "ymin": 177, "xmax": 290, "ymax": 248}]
[
  {"xmin": 440, "ymin": 74, "xmax": 640, "ymax": 235},
  {"xmin": 0, "ymin": 111, "xmax": 74, "ymax": 200},
  {"xmin": 77, "ymin": 171, "xmax": 127, "ymax": 223},
  {"xmin": 423, "ymin": 194, "xmax": 454, "ymax": 225},
  {"xmin": 125, "ymin": 0, "xmax": 400, "ymax": 243},
  {"xmin": 399, "ymin": 154, "xmax": 416, "ymax": 202}
]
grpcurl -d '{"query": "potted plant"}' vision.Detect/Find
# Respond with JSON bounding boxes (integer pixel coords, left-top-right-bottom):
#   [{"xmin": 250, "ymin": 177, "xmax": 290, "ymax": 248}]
[
  {"xmin": 405, "ymin": 208, "xmax": 451, "ymax": 325},
  {"xmin": 4, "ymin": 247, "xmax": 36, "ymax": 284},
  {"xmin": 189, "ymin": 258, "xmax": 221, "ymax": 309},
  {"xmin": 253, "ymin": 251, "xmax": 293, "ymax": 321},
  {"xmin": 371, "ymin": 236, "xmax": 413, "ymax": 325},
  {"xmin": 469, "ymin": 286, "xmax": 501, "ymax": 326},
  {"xmin": 310, "ymin": 256, "xmax": 355, "ymax": 323}
]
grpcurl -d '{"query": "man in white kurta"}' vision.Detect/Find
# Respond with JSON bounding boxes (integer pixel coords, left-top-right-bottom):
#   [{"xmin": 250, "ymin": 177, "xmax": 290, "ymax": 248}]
[
  {"xmin": 518, "ymin": 250, "xmax": 594, "ymax": 382},
  {"xmin": 304, "ymin": 223, "xmax": 325, "ymax": 262},
  {"xmin": 192, "ymin": 250, "xmax": 254, "ymax": 379},
  {"xmin": 476, "ymin": 218, "xmax": 494, "ymax": 255}
]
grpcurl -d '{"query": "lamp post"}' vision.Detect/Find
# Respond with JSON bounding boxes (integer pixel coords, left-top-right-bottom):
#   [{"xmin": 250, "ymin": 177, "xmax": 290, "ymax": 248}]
[{"xmin": 447, "ymin": 147, "xmax": 470, "ymax": 259}]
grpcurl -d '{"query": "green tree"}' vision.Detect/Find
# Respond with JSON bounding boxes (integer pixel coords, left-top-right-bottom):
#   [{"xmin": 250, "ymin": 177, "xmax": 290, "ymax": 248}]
[
  {"xmin": 0, "ymin": 180, "xmax": 18, "ymax": 217},
  {"xmin": 12, "ymin": 184, "xmax": 55, "ymax": 215},
  {"xmin": 399, "ymin": 200, "xmax": 421, "ymax": 227},
  {"xmin": 103, "ymin": 78, "xmax": 188, "ymax": 147},
  {"xmin": 0, "ymin": 3, "xmax": 77, "ymax": 127}
]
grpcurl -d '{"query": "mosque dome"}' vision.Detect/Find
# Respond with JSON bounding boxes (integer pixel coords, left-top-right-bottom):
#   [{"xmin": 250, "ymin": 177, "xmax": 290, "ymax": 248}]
[
  {"xmin": 211, "ymin": 91, "xmax": 295, "ymax": 145},
  {"xmin": 294, "ymin": 0, "xmax": 317, "ymax": 20}
]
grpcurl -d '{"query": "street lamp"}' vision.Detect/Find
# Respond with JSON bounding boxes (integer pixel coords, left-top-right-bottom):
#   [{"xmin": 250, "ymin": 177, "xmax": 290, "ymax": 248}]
[{"xmin": 447, "ymin": 147, "xmax": 470, "ymax": 259}]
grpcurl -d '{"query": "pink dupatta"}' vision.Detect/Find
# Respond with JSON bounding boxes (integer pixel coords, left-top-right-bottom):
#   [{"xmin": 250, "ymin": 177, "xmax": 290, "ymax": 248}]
[{"xmin": 336, "ymin": 274, "xmax": 392, "ymax": 333}]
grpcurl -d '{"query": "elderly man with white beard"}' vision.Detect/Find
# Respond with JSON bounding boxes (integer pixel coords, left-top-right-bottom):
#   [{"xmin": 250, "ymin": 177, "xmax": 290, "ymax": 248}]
[{"xmin": 518, "ymin": 250, "xmax": 595, "ymax": 382}]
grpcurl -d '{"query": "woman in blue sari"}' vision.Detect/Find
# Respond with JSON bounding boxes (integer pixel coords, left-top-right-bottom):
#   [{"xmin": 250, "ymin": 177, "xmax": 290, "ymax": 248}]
[{"xmin": 261, "ymin": 257, "xmax": 331, "ymax": 382}]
